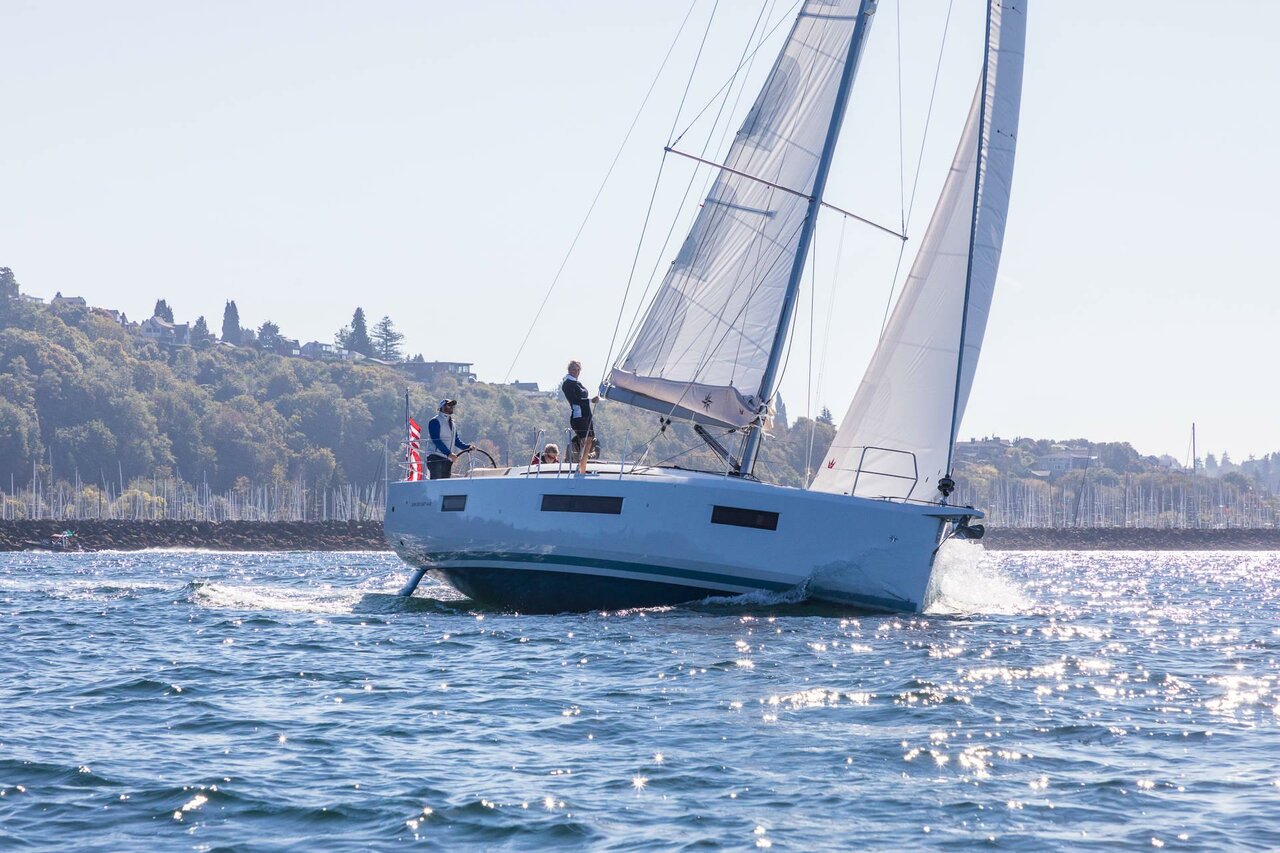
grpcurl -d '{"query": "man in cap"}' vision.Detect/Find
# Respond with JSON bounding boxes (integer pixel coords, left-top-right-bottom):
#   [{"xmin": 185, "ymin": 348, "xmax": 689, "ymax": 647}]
[{"xmin": 426, "ymin": 398, "xmax": 473, "ymax": 480}]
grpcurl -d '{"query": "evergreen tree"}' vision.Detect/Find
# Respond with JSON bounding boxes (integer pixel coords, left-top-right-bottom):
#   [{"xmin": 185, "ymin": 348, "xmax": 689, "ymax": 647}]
[
  {"xmin": 817, "ymin": 406, "xmax": 835, "ymax": 426},
  {"xmin": 221, "ymin": 300, "xmax": 242, "ymax": 345},
  {"xmin": 371, "ymin": 315, "xmax": 404, "ymax": 361},
  {"xmin": 153, "ymin": 299, "xmax": 174, "ymax": 322},
  {"xmin": 341, "ymin": 307, "xmax": 373, "ymax": 356},
  {"xmin": 0, "ymin": 267, "xmax": 18, "ymax": 300},
  {"xmin": 192, "ymin": 315, "xmax": 212, "ymax": 347},
  {"xmin": 258, "ymin": 320, "xmax": 283, "ymax": 351}
]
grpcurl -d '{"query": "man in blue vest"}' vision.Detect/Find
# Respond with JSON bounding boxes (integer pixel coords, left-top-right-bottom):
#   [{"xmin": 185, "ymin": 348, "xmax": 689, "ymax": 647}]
[{"xmin": 426, "ymin": 398, "xmax": 473, "ymax": 480}]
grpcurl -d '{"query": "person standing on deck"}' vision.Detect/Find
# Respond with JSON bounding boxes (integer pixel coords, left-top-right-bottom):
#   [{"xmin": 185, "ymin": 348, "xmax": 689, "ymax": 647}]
[
  {"xmin": 562, "ymin": 360, "xmax": 599, "ymax": 474},
  {"xmin": 426, "ymin": 398, "xmax": 472, "ymax": 479}
]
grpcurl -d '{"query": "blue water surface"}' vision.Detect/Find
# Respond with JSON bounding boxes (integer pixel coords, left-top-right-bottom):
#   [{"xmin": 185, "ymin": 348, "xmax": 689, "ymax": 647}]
[{"xmin": 2, "ymin": 547, "xmax": 1279, "ymax": 851}]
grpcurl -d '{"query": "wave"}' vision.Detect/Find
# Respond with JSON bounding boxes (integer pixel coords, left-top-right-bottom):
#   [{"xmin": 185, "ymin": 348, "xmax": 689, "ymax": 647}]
[
  {"xmin": 185, "ymin": 573, "xmax": 466, "ymax": 615},
  {"xmin": 924, "ymin": 539, "xmax": 1033, "ymax": 615}
]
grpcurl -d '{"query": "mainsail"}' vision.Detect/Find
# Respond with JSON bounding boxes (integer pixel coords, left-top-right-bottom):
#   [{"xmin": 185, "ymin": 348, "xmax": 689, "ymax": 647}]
[
  {"xmin": 605, "ymin": 0, "xmax": 876, "ymax": 429},
  {"xmin": 809, "ymin": 1, "xmax": 1026, "ymax": 499}
]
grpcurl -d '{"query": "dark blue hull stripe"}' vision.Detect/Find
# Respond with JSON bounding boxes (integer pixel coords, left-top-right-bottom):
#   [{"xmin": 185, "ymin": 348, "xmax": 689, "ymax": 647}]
[
  {"xmin": 428, "ymin": 550, "xmax": 793, "ymax": 592},
  {"xmin": 413, "ymin": 550, "xmax": 918, "ymax": 612}
]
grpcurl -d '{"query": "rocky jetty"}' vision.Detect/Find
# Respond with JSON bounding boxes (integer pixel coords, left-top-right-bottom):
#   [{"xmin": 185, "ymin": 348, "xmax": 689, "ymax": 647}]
[{"xmin": 0, "ymin": 520, "xmax": 388, "ymax": 552}]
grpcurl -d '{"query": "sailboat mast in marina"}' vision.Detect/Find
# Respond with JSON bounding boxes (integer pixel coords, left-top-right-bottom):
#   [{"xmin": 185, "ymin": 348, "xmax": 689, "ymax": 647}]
[{"xmin": 384, "ymin": 0, "xmax": 1027, "ymax": 613}]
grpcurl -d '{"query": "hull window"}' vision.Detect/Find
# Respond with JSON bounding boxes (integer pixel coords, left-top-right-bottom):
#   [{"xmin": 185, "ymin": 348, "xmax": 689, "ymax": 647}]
[
  {"xmin": 541, "ymin": 494, "xmax": 624, "ymax": 515},
  {"xmin": 441, "ymin": 495, "xmax": 467, "ymax": 512},
  {"xmin": 711, "ymin": 505, "xmax": 778, "ymax": 531}
]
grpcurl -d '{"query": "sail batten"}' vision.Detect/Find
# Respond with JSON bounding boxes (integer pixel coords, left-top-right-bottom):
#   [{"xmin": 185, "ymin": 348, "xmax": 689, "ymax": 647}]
[
  {"xmin": 605, "ymin": 0, "xmax": 876, "ymax": 430},
  {"xmin": 809, "ymin": 0, "xmax": 1026, "ymax": 500}
]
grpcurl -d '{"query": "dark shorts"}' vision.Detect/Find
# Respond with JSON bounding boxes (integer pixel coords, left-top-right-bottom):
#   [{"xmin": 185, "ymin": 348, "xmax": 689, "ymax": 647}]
[
  {"xmin": 570, "ymin": 416, "xmax": 594, "ymax": 440},
  {"xmin": 426, "ymin": 456, "xmax": 453, "ymax": 480}
]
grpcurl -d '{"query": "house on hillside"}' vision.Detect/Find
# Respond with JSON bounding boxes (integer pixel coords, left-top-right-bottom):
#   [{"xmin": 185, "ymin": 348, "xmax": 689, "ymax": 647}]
[
  {"xmin": 91, "ymin": 307, "xmax": 126, "ymax": 324},
  {"xmin": 955, "ymin": 436, "xmax": 1013, "ymax": 463},
  {"xmin": 301, "ymin": 341, "xmax": 352, "ymax": 361},
  {"xmin": 139, "ymin": 316, "xmax": 191, "ymax": 347},
  {"xmin": 51, "ymin": 292, "xmax": 87, "ymax": 307},
  {"xmin": 1032, "ymin": 449, "xmax": 1097, "ymax": 478},
  {"xmin": 398, "ymin": 360, "xmax": 476, "ymax": 382},
  {"xmin": 18, "ymin": 294, "xmax": 45, "ymax": 305},
  {"xmin": 509, "ymin": 380, "xmax": 540, "ymax": 393},
  {"xmin": 268, "ymin": 337, "xmax": 301, "ymax": 357}
]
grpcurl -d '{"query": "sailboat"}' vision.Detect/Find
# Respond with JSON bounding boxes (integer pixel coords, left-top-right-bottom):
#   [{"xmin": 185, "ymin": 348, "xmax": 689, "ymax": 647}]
[{"xmin": 385, "ymin": 0, "xmax": 1026, "ymax": 613}]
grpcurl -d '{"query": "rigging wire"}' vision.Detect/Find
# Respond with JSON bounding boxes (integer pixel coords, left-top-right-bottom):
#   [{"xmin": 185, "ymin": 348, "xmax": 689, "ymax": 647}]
[
  {"xmin": 876, "ymin": 0, "xmax": 956, "ymax": 340},
  {"xmin": 670, "ymin": 0, "xmax": 803, "ymax": 149},
  {"xmin": 647, "ymin": 6, "xmax": 836, "ymax": 396},
  {"xmin": 610, "ymin": 0, "xmax": 781, "ymax": 374},
  {"xmin": 604, "ymin": 0, "xmax": 749, "ymax": 379},
  {"xmin": 500, "ymin": 0, "xmax": 702, "ymax": 384}
]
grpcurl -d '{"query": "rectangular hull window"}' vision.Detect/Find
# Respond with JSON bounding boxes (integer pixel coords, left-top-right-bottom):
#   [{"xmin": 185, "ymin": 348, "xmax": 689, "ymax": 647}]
[
  {"xmin": 441, "ymin": 495, "xmax": 467, "ymax": 512},
  {"xmin": 711, "ymin": 505, "xmax": 778, "ymax": 531},
  {"xmin": 541, "ymin": 495, "xmax": 624, "ymax": 515}
]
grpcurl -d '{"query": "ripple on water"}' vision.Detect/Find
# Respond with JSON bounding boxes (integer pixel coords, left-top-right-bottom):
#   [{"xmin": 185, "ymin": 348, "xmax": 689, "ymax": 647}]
[{"xmin": 3, "ymin": 549, "xmax": 1280, "ymax": 849}]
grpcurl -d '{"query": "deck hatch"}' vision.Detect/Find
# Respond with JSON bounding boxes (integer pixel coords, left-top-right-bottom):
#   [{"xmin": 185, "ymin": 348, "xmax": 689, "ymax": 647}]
[
  {"xmin": 711, "ymin": 505, "xmax": 778, "ymax": 530},
  {"xmin": 441, "ymin": 495, "xmax": 467, "ymax": 512},
  {"xmin": 541, "ymin": 494, "xmax": 624, "ymax": 515}
]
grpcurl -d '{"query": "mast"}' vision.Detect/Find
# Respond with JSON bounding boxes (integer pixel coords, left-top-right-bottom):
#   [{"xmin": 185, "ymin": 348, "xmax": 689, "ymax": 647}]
[
  {"xmin": 740, "ymin": 0, "xmax": 879, "ymax": 475},
  {"xmin": 943, "ymin": 0, "xmax": 996, "ymax": 484}
]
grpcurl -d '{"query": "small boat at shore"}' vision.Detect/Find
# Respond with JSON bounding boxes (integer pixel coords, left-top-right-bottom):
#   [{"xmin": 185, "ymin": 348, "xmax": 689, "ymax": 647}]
[{"xmin": 386, "ymin": 0, "xmax": 1026, "ymax": 613}]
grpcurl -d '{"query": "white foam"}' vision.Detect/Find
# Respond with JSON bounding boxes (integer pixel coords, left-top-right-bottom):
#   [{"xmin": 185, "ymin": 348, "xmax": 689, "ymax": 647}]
[
  {"xmin": 924, "ymin": 540, "xmax": 1032, "ymax": 615},
  {"xmin": 697, "ymin": 583, "xmax": 810, "ymax": 608},
  {"xmin": 190, "ymin": 574, "xmax": 409, "ymax": 615}
]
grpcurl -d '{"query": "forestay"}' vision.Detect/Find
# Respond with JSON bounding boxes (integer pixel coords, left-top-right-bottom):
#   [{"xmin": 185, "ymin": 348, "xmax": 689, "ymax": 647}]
[
  {"xmin": 809, "ymin": 1, "xmax": 1025, "ymax": 500},
  {"xmin": 606, "ymin": 0, "xmax": 871, "ymax": 429}
]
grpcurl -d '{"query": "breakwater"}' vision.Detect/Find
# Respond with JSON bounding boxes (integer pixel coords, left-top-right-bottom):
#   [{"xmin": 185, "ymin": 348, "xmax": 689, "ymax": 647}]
[
  {"xmin": 3, "ymin": 520, "xmax": 1279, "ymax": 553},
  {"xmin": 0, "ymin": 520, "xmax": 387, "ymax": 552}
]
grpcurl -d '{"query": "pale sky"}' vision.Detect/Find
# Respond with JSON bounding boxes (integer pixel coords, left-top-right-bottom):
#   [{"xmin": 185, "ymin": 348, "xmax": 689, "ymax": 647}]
[{"xmin": 4, "ymin": 1, "xmax": 1278, "ymax": 462}]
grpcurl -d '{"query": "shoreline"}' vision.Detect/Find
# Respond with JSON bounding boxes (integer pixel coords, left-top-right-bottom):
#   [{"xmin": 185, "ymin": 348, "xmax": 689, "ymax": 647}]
[
  {"xmin": 3, "ymin": 520, "xmax": 1280, "ymax": 553},
  {"xmin": 0, "ymin": 520, "xmax": 386, "ymax": 552}
]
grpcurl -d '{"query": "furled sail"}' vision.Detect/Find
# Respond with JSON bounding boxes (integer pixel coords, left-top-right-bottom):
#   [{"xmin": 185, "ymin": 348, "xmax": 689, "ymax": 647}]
[
  {"xmin": 605, "ymin": 0, "xmax": 875, "ymax": 429},
  {"xmin": 809, "ymin": 1, "xmax": 1025, "ymax": 499}
]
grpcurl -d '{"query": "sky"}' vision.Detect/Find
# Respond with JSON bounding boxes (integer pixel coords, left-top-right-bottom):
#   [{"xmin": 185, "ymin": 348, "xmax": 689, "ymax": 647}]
[{"xmin": 3, "ymin": 1, "xmax": 1278, "ymax": 462}]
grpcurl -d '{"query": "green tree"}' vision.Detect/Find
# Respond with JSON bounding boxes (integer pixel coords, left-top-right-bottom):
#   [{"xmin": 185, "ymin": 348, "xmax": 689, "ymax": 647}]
[
  {"xmin": 0, "ymin": 267, "xmax": 18, "ymax": 300},
  {"xmin": 371, "ymin": 315, "xmax": 404, "ymax": 361},
  {"xmin": 340, "ymin": 308, "xmax": 373, "ymax": 356},
  {"xmin": 258, "ymin": 320, "xmax": 283, "ymax": 352},
  {"xmin": 221, "ymin": 301, "xmax": 242, "ymax": 345},
  {"xmin": 191, "ymin": 315, "xmax": 213, "ymax": 348},
  {"xmin": 153, "ymin": 299, "xmax": 174, "ymax": 322}
]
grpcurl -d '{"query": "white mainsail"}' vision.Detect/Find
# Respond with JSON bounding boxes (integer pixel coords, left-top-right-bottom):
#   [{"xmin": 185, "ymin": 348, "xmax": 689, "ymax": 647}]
[
  {"xmin": 606, "ymin": 0, "xmax": 875, "ymax": 429},
  {"xmin": 809, "ymin": 1, "xmax": 1025, "ymax": 499}
]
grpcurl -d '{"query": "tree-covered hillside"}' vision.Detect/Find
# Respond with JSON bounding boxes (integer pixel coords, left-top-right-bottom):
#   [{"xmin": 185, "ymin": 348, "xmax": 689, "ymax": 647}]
[
  {"xmin": 0, "ymin": 272, "xmax": 833, "ymax": 500},
  {"xmin": 3, "ymin": 266, "xmax": 1276, "ymax": 528}
]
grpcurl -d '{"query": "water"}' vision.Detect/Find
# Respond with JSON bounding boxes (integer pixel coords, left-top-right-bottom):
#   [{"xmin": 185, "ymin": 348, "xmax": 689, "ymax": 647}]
[{"xmin": 3, "ymin": 548, "xmax": 1279, "ymax": 850}]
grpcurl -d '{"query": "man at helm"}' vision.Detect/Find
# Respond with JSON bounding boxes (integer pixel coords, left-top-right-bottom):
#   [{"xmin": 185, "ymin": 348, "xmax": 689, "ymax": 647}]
[{"xmin": 426, "ymin": 398, "xmax": 472, "ymax": 480}]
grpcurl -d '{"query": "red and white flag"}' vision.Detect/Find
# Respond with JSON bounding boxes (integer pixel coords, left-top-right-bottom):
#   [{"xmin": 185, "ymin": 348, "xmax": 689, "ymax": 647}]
[{"xmin": 407, "ymin": 417, "xmax": 424, "ymax": 480}]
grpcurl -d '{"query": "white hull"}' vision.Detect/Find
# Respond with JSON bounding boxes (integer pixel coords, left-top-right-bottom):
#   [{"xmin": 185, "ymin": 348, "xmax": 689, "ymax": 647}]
[{"xmin": 384, "ymin": 464, "xmax": 980, "ymax": 613}]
